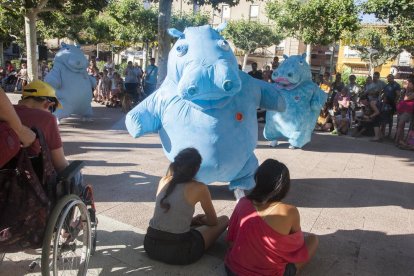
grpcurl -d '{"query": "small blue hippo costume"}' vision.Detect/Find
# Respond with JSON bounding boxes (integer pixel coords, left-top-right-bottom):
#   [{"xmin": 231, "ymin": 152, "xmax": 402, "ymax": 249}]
[
  {"xmin": 264, "ymin": 54, "xmax": 327, "ymax": 148},
  {"xmin": 125, "ymin": 24, "xmax": 285, "ymax": 190},
  {"xmin": 45, "ymin": 43, "xmax": 96, "ymax": 120}
]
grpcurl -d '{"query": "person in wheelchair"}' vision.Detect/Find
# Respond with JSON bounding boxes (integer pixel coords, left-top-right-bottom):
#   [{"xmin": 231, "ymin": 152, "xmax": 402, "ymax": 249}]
[{"xmin": 14, "ymin": 80, "xmax": 82, "ymax": 188}]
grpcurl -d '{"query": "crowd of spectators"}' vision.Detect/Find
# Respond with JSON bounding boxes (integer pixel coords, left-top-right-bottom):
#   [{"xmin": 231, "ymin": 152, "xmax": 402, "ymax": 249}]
[
  {"xmin": 87, "ymin": 57, "xmax": 158, "ymax": 108},
  {"xmin": 315, "ymin": 71, "xmax": 414, "ymax": 150}
]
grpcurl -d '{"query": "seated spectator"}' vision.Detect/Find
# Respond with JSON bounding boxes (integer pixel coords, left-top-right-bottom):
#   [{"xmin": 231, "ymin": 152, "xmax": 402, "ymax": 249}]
[
  {"xmin": 331, "ymin": 87, "xmax": 351, "ymax": 135},
  {"xmin": 332, "ymin": 109, "xmax": 350, "ymax": 136},
  {"xmin": 352, "ymin": 95, "xmax": 382, "ymax": 141},
  {"xmin": 395, "ymin": 76, "xmax": 414, "ymax": 145},
  {"xmin": 315, "ymin": 104, "xmax": 333, "ymax": 132},
  {"xmin": 225, "ymin": 159, "xmax": 318, "ymax": 276},
  {"xmin": 144, "ymin": 148, "xmax": 228, "ymax": 265},
  {"xmin": 14, "ymin": 80, "xmax": 82, "ymax": 185},
  {"xmin": 346, "ymin": 74, "xmax": 361, "ymax": 122}
]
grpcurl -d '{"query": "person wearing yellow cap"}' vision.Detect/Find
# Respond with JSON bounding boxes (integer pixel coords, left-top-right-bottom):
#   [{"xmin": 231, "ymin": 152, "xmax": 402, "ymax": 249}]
[{"xmin": 14, "ymin": 80, "xmax": 72, "ymax": 175}]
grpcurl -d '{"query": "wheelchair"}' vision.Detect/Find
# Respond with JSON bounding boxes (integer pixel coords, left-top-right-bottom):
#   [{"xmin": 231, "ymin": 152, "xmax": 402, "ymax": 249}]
[{"xmin": 0, "ymin": 144, "xmax": 98, "ymax": 275}]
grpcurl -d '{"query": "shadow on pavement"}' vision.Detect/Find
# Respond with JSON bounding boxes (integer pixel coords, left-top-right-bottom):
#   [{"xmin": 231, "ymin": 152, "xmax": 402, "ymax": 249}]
[
  {"xmin": 302, "ymin": 229, "xmax": 414, "ymax": 276},
  {"xmin": 64, "ymin": 141, "xmax": 162, "ymax": 156},
  {"xmin": 287, "ymin": 178, "xmax": 414, "ymax": 209},
  {"xmin": 85, "ymin": 171, "xmax": 161, "ymax": 203}
]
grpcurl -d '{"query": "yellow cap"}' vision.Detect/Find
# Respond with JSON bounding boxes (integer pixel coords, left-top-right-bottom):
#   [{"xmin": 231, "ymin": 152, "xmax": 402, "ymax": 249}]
[{"xmin": 22, "ymin": 80, "xmax": 62, "ymax": 109}]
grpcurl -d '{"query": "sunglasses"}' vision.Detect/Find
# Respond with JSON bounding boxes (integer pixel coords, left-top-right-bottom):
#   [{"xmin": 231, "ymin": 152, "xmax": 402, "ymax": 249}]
[{"xmin": 37, "ymin": 96, "xmax": 58, "ymax": 112}]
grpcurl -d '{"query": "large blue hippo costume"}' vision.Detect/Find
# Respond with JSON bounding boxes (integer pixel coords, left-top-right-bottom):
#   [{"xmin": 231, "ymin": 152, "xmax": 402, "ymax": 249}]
[
  {"xmin": 264, "ymin": 54, "xmax": 327, "ymax": 148},
  {"xmin": 45, "ymin": 43, "xmax": 96, "ymax": 120},
  {"xmin": 125, "ymin": 24, "xmax": 285, "ymax": 191}
]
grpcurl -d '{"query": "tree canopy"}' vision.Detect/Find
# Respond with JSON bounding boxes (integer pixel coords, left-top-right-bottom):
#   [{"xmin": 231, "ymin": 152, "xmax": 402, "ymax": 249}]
[
  {"xmin": 362, "ymin": 0, "xmax": 414, "ymax": 55},
  {"xmin": 223, "ymin": 20, "xmax": 284, "ymax": 69},
  {"xmin": 266, "ymin": 0, "xmax": 360, "ymax": 45},
  {"xmin": 223, "ymin": 20, "xmax": 283, "ymax": 54},
  {"xmin": 343, "ymin": 27, "xmax": 400, "ymax": 74}
]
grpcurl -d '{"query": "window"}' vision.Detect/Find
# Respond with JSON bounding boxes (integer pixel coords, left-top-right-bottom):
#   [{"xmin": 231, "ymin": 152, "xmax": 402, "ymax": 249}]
[
  {"xmin": 249, "ymin": 5, "xmax": 259, "ymax": 21},
  {"xmin": 222, "ymin": 5, "xmax": 230, "ymax": 21},
  {"xmin": 344, "ymin": 46, "xmax": 360, "ymax": 58}
]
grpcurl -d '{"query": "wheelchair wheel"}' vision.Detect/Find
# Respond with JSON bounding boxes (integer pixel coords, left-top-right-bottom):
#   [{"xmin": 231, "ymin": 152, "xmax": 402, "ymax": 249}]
[
  {"xmin": 0, "ymin": 252, "xmax": 5, "ymax": 264},
  {"xmin": 41, "ymin": 194, "xmax": 91, "ymax": 276}
]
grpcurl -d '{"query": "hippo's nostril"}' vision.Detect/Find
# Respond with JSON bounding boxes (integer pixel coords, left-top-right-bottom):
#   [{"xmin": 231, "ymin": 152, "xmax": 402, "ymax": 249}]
[
  {"xmin": 223, "ymin": 80, "xmax": 233, "ymax": 91},
  {"xmin": 187, "ymin": 86, "xmax": 197, "ymax": 96},
  {"xmin": 287, "ymin": 73, "xmax": 293, "ymax": 77}
]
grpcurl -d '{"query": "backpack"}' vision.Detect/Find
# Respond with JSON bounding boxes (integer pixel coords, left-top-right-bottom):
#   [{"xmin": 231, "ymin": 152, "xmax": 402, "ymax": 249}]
[{"xmin": 0, "ymin": 128, "xmax": 57, "ymax": 252}]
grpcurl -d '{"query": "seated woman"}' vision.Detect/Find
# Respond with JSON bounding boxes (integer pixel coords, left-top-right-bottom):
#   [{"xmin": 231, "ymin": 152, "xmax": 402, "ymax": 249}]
[
  {"xmin": 315, "ymin": 104, "xmax": 333, "ymax": 132},
  {"xmin": 331, "ymin": 87, "xmax": 351, "ymax": 135},
  {"xmin": 352, "ymin": 95, "xmax": 382, "ymax": 141},
  {"xmin": 144, "ymin": 148, "xmax": 229, "ymax": 265},
  {"xmin": 395, "ymin": 76, "xmax": 414, "ymax": 145},
  {"xmin": 225, "ymin": 159, "xmax": 318, "ymax": 276}
]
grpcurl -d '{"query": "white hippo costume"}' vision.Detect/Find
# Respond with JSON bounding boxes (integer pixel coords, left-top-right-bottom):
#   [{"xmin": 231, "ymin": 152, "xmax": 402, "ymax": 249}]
[
  {"xmin": 264, "ymin": 54, "xmax": 327, "ymax": 148},
  {"xmin": 45, "ymin": 43, "xmax": 96, "ymax": 120},
  {"xmin": 125, "ymin": 24, "xmax": 285, "ymax": 191}
]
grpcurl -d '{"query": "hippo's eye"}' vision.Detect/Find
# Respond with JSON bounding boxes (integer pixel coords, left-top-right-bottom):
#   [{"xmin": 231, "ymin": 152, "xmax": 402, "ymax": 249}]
[
  {"xmin": 176, "ymin": 44, "xmax": 188, "ymax": 57},
  {"xmin": 217, "ymin": 40, "xmax": 230, "ymax": 51},
  {"xmin": 299, "ymin": 60, "xmax": 304, "ymax": 65}
]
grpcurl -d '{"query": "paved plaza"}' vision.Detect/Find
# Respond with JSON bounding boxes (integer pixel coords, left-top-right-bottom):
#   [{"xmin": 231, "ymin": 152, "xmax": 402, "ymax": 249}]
[{"xmin": 2, "ymin": 97, "xmax": 414, "ymax": 276}]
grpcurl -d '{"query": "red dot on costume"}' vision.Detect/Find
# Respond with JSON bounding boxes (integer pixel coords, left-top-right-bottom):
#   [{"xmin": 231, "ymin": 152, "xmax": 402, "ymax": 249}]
[{"xmin": 236, "ymin": 112, "xmax": 243, "ymax": 121}]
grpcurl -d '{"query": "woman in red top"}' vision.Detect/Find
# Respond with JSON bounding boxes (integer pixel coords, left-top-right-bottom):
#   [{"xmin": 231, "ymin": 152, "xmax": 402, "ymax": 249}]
[{"xmin": 225, "ymin": 159, "xmax": 318, "ymax": 276}]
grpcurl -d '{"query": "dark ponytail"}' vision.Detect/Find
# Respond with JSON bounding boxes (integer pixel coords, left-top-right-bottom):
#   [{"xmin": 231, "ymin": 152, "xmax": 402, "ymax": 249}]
[
  {"xmin": 160, "ymin": 148, "xmax": 202, "ymax": 212},
  {"xmin": 247, "ymin": 159, "xmax": 290, "ymax": 205}
]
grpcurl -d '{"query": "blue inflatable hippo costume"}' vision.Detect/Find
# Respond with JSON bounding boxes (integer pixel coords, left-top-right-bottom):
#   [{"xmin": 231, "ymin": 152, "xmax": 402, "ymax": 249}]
[
  {"xmin": 45, "ymin": 43, "xmax": 96, "ymax": 120},
  {"xmin": 264, "ymin": 54, "xmax": 327, "ymax": 148},
  {"xmin": 126, "ymin": 24, "xmax": 285, "ymax": 190}
]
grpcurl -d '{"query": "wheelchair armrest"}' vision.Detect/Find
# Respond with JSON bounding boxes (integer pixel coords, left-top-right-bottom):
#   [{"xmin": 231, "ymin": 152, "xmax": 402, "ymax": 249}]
[{"xmin": 57, "ymin": 160, "xmax": 84, "ymax": 182}]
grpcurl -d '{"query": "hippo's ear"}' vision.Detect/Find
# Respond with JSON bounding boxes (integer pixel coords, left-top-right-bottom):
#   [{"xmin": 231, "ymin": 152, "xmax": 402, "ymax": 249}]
[
  {"xmin": 61, "ymin": 42, "xmax": 67, "ymax": 48},
  {"xmin": 215, "ymin": 22, "xmax": 227, "ymax": 33},
  {"xmin": 301, "ymin": 53, "xmax": 306, "ymax": 59},
  {"xmin": 283, "ymin": 54, "xmax": 289, "ymax": 60},
  {"xmin": 168, "ymin": 28, "xmax": 185, "ymax": 39},
  {"xmin": 74, "ymin": 42, "xmax": 80, "ymax": 49}
]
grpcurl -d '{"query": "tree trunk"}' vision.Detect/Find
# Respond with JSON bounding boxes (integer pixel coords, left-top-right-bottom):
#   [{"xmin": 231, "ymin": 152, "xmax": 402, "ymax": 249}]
[
  {"xmin": 0, "ymin": 41, "xmax": 4, "ymax": 67},
  {"xmin": 142, "ymin": 41, "xmax": 149, "ymax": 72},
  {"xmin": 157, "ymin": 0, "xmax": 172, "ymax": 87},
  {"xmin": 242, "ymin": 52, "xmax": 249, "ymax": 71},
  {"xmin": 368, "ymin": 54, "xmax": 373, "ymax": 77},
  {"xmin": 24, "ymin": 11, "xmax": 38, "ymax": 81},
  {"xmin": 306, "ymin": 44, "xmax": 311, "ymax": 65}
]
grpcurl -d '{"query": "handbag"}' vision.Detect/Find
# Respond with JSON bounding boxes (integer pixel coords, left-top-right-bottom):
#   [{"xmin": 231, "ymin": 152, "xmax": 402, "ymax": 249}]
[
  {"xmin": 0, "ymin": 128, "xmax": 56, "ymax": 252},
  {"xmin": 0, "ymin": 122, "xmax": 20, "ymax": 168}
]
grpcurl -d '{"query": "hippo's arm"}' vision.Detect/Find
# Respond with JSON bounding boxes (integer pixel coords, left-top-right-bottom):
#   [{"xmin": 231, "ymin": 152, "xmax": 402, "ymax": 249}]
[
  {"xmin": 125, "ymin": 93, "xmax": 162, "ymax": 138},
  {"xmin": 256, "ymin": 79, "xmax": 286, "ymax": 112},
  {"xmin": 44, "ymin": 65, "xmax": 62, "ymax": 89},
  {"xmin": 309, "ymin": 83, "xmax": 328, "ymax": 111}
]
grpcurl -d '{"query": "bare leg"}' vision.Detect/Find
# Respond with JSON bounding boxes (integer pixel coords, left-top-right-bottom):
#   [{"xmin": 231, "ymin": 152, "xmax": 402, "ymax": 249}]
[
  {"xmin": 295, "ymin": 234, "xmax": 319, "ymax": 270},
  {"xmin": 395, "ymin": 121, "xmax": 405, "ymax": 144},
  {"xmin": 372, "ymin": 126, "xmax": 382, "ymax": 141},
  {"xmin": 195, "ymin": 216, "xmax": 229, "ymax": 250}
]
